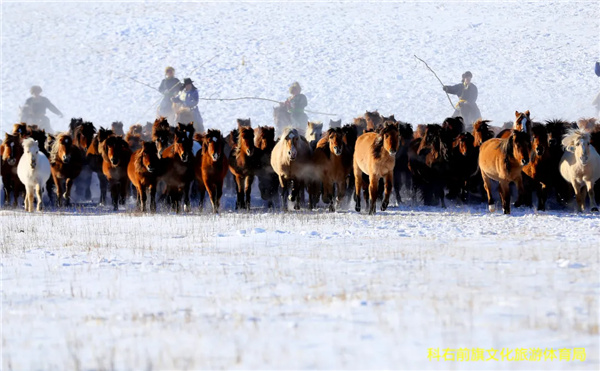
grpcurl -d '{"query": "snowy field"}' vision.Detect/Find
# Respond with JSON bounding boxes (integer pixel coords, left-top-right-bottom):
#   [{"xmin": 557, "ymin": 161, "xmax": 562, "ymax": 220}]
[{"xmin": 2, "ymin": 0, "xmax": 600, "ymax": 370}]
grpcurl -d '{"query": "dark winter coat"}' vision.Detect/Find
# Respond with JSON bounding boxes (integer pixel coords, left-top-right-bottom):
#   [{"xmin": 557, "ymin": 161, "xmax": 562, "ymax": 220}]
[
  {"xmin": 158, "ymin": 77, "xmax": 181, "ymax": 115},
  {"xmin": 444, "ymin": 83, "xmax": 482, "ymax": 126},
  {"xmin": 288, "ymin": 93, "xmax": 308, "ymax": 128}
]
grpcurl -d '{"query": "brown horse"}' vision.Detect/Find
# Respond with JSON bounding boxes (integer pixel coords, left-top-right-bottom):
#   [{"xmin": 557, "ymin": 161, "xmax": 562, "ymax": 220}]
[
  {"xmin": 229, "ymin": 126, "xmax": 257, "ymax": 210},
  {"xmin": 306, "ymin": 121, "xmax": 323, "ymax": 150},
  {"xmin": 353, "ymin": 123, "xmax": 399, "ymax": 214},
  {"xmin": 49, "ymin": 133, "xmax": 83, "ymax": 206},
  {"xmin": 1, "ymin": 133, "xmax": 24, "ymax": 206},
  {"xmin": 353, "ymin": 117, "xmax": 367, "ymax": 136},
  {"xmin": 472, "ymin": 119, "xmax": 495, "ymax": 147},
  {"xmin": 546, "ymin": 118, "xmax": 577, "ymax": 205},
  {"xmin": 364, "ymin": 110, "xmax": 383, "ymax": 131},
  {"xmin": 152, "ymin": 117, "xmax": 173, "ymax": 159},
  {"xmin": 12, "ymin": 122, "xmax": 28, "ymax": 137},
  {"xmin": 271, "ymin": 127, "xmax": 312, "ymax": 210},
  {"xmin": 86, "ymin": 127, "xmax": 112, "ymax": 205},
  {"xmin": 329, "ymin": 119, "xmax": 342, "ymax": 128},
  {"xmin": 497, "ymin": 111, "xmax": 532, "ymax": 139},
  {"xmin": 479, "ymin": 130, "xmax": 531, "ymax": 214},
  {"xmin": 160, "ymin": 128, "xmax": 195, "ymax": 212},
  {"xmin": 100, "ymin": 134, "xmax": 131, "ymax": 210},
  {"xmin": 393, "ymin": 122, "xmax": 414, "ymax": 203},
  {"xmin": 127, "ymin": 141, "xmax": 162, "ymax": 212},
  {"xmin": 311, "ymin": 127, "xmax": 352, "ymax": 211},
  {"xmin": 126, "ymin": 131, "xmax": 143, "ymax": 153},
  {"xmin": 522, "ymin": 123, "xmax": 552, "ymax": 210},
  {"xmin": 254, "ymin": 126, "xmax": 279, "ymax": 208},
  {"xmin": 449, "ymin": 132, "xmax": 479, "ymax": 202},
  {"xmin": 111, "ymin": 121, "xmax": 124, "ymax": 136},
  {"xmin": 195, "ymin": 129, "xmax": 229, "ymax": 213}
]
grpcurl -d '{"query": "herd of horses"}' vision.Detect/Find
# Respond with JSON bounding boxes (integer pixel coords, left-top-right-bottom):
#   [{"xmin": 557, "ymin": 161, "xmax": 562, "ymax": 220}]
[{"xmin": 1, "ymin": 110, "xmax": 600, "ymax": 215}]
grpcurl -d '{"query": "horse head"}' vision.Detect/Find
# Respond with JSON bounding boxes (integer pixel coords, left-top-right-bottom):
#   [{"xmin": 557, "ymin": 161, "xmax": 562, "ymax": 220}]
[
  {"xmin": 53, "ymin": 133, "xmax": 75, "ymax": 164},
  {"xmin": 326, "ymin": 127, "xmax": 344, "ymax": 156},
  {"xmin": 453, "ymin": 132, "xmax": 474, "ymax": 157},
  {"xmin": 255, "ymin": 126, "xmax": 275, "ymax": 151},
  {"xmin": 378, "ymin": 121, "xmax": 400, "ymax": 157},
  {"xmin": 139, "ymin": 141, "xmax": 160, "ymax": 173},
  {"xmin": 510, "ymin": 130, "xmax": 531, "ymax": 167},
  {"xmin": 472, "ymin": 119, "xmax": 494, "ymax": 147},
  {"xmin": 307, "ymin": 121, "xmax": 323, "ymax": 140},
  {"xmin": 530, "ymin": 123, "xmax": 548, "ymax": 158},
  {"xmin": 22, "ymin": 138, "xmax": 39, "ymax": 169},
  {"xmin": 514, "ymin": 111, "xmax": 531, "ymax": 135},
  {"xmin": 237, "ymin": 118, "xmax": 252, "ymax": 129},
  {"xmin": 283, "ymin": 128, "xmax": 300, "ymax": 161},
  {"xmin": 329, "ymin": 119, "xmax": 342, "ymax": 128},
  {"xmin": 104, "ymin": 135, "xmax": 128, "ymax": 167},
  {"xmin": 563, "ymin": 129, "xmax": 592, "ymax": 165},
  {"xmin": 204, "ymin": 129, "xmax": 224, "ymax": 161},
  {"xmin": 1, "ymin": 133, "xmax": 23, "ymax": 166},
  {"xmin": 237, "ymin": 126, "xmax": 255, "ymax": 157},
  {"xmin": 173, "ymin": 129, "xmax": 193, "ymax": 163}
]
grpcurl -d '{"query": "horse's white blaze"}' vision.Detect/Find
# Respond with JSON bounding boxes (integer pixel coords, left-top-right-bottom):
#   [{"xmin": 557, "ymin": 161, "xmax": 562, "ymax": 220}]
[{"xmin": 212, "ymin": 137, "xmax": 217, "ymax": 142}]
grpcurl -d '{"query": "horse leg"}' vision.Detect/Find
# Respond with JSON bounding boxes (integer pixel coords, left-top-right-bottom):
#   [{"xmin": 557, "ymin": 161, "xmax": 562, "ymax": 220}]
[
  {"xmin": 35, "ymin": 183, "xmax": 43, "ymax": 212},
  {"xmin": 499, "ymin": 181, "xmax": 511, "ymax": 214},
  {"xmin": 140, "ymin": 185, "xmax": 147, "ymax": 212},
  {"xmin": 149, "ymin": 184, "xmax": 157, "ymax": 213},
  {"xmin": 64, "ymin": 178, "xmax": 74, "ymax": 207},
  {"xmin": 215, "ymin": 181, "xmax": 224, "ymax": 213},
  {"xmin": 381, "ymin": 173, "xmax": 393, "ymax": 212},
  {"xmin": 119, "ymin": 179, "xmax": 128, "ymax": 206},
  {"xmin": 368, "ymin": 176, "xmax": 378, "ymax": 215},
  {"xmin": 336, "ymin": 180, "xmax": 346, "ymax": 210},
  {"xmin": 279, "ymin": 176, "xmax": 289, "ymax": 211},
  {"xmin": 198, "ymin": 183, "xmax": 206, "ymax": 211},
  {"xmin": 322, "ymin": 180, "xmax": 333, "ymax": 211},
  {"xmin": 574, "ymin": 184, "xmax": 586, "ymax": 212},
  {"xmin": 98, "ymin": 173, "xmax": 108, "ymax": 206},
  {"xmin": 53, "ymin": 173, "xmax": 63, "ymax": 207},
  {"xmin": 244, "ymin": 175, "xmax": 253, "ymax": 210},
  {"xmin": 354, "ymin": 166, "xmax": 363, "ymax": 213},
  {"xmin": 537, "ymin": 182, "xmax": 547, "ymax": 211},
  {"xmin": 513, "ymin": 175, "xmax": 526, "ymax": 208},
  {"xmin": 586, "ymin": 180, "xmax": 598, "ymax": 212},
  {"xmin": 205, "ymin": 182, "xmax": 216, "ymax": 213},
  {"xmin": 110, "ymin": 181, "xmax": 119, "ymax": 211},
  {"xmin": 481, "ymin": 171, "xmax": 495, "ymax": 212},
  {"xmin": 26, "ymin": 187, "xmax": 35, "ymax": 212},
  {"xmin": 234, "ymin": 175, "xmax": 244, "ymax": 210},
  {"xmin": 393, "ymin": 166, "xmax": 402, "ymax": 204}
]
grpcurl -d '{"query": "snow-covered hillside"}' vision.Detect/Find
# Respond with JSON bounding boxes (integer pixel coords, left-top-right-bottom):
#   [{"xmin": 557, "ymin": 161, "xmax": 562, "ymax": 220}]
[{"xmin": 1, "ymin": 1, "xmax": 599, "ymax": 134}]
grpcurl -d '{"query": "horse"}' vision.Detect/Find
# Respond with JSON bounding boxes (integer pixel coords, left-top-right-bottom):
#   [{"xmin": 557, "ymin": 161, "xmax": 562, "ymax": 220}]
[
  {"xmin": 160, "ymin": 128, "xmax": 195, "ymax": 212},
  {"xmin": 497, "ymin": 111, "xmax": 532, "ymax": 139},
  {"xmin": 1, "ymin": 133, "xmax": 24, "ymax": 206},
  {"xmin": 17, "ymin": 138, "xmax": 51, "ymax": 212},
  {"xmin": 353, "ymin": 117, "xmax": 367, "ymax": 136},
  {"xmin": 449, "ymin": 132, "xmax": 479, "ymax": 202},
  {"xmin": 341, "ymin": 123, "xmax": 359, "ymax": 200},
  {"xmin": 49, "ymin": 133, "xmax": 83, "ymax": 206},
  {"xmin": 329, "ymin": 119, "xmax": 342, "ymax": 128},
  {"xmin": 127, "ymin": 141, "xmax": 162, "ymax": 212},
  {"xmin": 152, "ymin": 117, "xmax": 173, "ymax": 159},
  {"xmin": 274, "ymin": 104, "xmax": 292, "ymax": 136},
  {"xmin": 126, "ymin": 131, "xmax": 143, "ymax": 153},
  {"xmin": 195, "ymin": 129, "xmax": 229, "ymax": 213},
  {"xmin": 364, "ymin": 110, "xmax": 383, "ymax": 131},
  {"xmin": 254, "ymin": 126, "xmax": 279, "ymax": 208},
  {"xmin": 408, "ymin": 124, "xmax": 451, "ymax": 207},
  {"xmin": 479, "ymin": 131, "xmax": 531, "ymax": 214},
  {"xmin": 559, "ymin": 129, "xmax": 600, "ymax": 212},
  {"xmin": 521, "ymin": 123, "xmax": 553, "ymax": 210},
  {"xmin": 392, "ymin": 121, "xmax": 414, "ymax": 204},
  {"xmin": 577, "ymin": 117, "xmax": 597, "ymax": 132},
  {"xmin": 12, "ymin": 122, "xmax": 28, "ymax": 137},
  {"xmin": 271, "ymin": 127, "xmax": 312, "ymax": 210},
  {"xmin": 353, "ymin": 122, "xmax": 399, "ymax": 214},
  {"xmin": 228, "ymin": 126, "xmax": 258, "ymax": 210},
  {"xmin": 472, "ymin": 119, "xmax": 495, "ymax": 147},
  {"xmin": 306, "ymin": 121, "xmax": 323, "ymax": 150},
  {"xmin": 237, "ymin": 118, "xmax": 252, "ymax": 128},
  {"xmin": 100, "ymin": 134, "xmax": 131, "ymax": 210},
  {"xmin": 86, "ymin": 127, "xmax": 112, "ymax": 205},
  {"xmin": 111, "ymin": 121, "xmax": 124, "ymax": 136},
  {"xmin": 311, "ymin": 127, "xmax": 352, "ymax": 211}
]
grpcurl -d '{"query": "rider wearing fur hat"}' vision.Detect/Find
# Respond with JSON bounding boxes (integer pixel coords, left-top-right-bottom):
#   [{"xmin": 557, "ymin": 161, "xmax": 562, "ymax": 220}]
[
  {"xmin": 284, "ymin": 82, "xmax": 309, "ymax": 129},
  {"xmin": 171, "ymin": 77, "xmax": 204, "ymax": 133},
  {"xmin": 157, "ymin": 66, "xmax": 181, "ymax": 122}
]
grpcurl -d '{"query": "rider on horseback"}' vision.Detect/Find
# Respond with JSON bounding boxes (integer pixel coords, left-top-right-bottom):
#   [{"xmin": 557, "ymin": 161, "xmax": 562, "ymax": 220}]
[
  {"xmin": 158, "ymin": 66, "xmax": 181, "ymax": 124},
  {"xmin": 171, "ymin": 77, "xmax": 204, "ymax": 133},
  {"xmin": 284, "ymin": 82, "xmax": 308, "ymax": 130},
  {"xmin": 21, "ymin": 85, "xmax": 63, "ymax": 133}
]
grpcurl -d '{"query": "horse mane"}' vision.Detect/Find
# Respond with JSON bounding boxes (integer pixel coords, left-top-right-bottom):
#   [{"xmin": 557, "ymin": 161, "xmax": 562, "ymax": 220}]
[
  {"xmin": 254, "ymin": 126, "xmax": 275, "ymax": 150},
  {"xmin": 128, "ymin": 124, "xmax": 143, "ymax": 136},
  {"xmin": 496, "ymin": 134, "xmax": 514, "ymax": 172},
  {"xmin": 473, "ymin": 119, "xmax": 494, "ymax": 137},
  {"xmin": 69, "ymin": 118, "xmax": 83, "ymax": 136},
  {"xmin": 49, "ymin": 133, "xmax": 69, "ymax": 163},
  {"xmin": 315, "ymin": 129, "xmax": 335, "ymax": 159},
  {"xmin": 562, "ymin": 128, "xmax": 590, "ymax": 150},
  {"xmin": 12, "ymin": 122, "xmax": 28, "ymax": 136},
  {"xmin": 372, "ymin": 123, "xmax": 398, "ymax": 159},
  {"xmin": 152, "ymin": 117, "xmax": 171, "ymax": 138},
  {"xmin": 397, "ymin": 122, "xmax": 414, "ymax": 141},
  {"xmin": 206, "ymin": 129, "xmax": 222, "ymax": 143},
  {"xmin": 341, "ymin": 124, "xmax": 358, "ymax": 149},
  {"xmin": 233, "ymin": 127, "xmax": 254, "ymax": 157},
  {"xmin": 531, "ymin": 122, "xmax": 547, "ymax": 138},
  {"xmin": 577, "ymin": 117, "xmax": 597, "ymax": 132},
  {"xmin": 442, "ymin": 116, "xmax": 465, "ymax": 139},
  {"xmin": 134, "ymin": 141, "xmax": 157, "ymax": 174},
  {"xmin": 21, "ymin": 137, "xmax": 38, "ymax": 153}
]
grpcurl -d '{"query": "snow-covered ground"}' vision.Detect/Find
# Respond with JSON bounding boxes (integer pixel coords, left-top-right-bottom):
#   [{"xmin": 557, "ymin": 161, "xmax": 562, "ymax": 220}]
[
  {"xmin": 2, "ymin": 209, "xmax": 599, "ymax": 369},
  {"xmin": 2, "ymin": 1, "xmax": 600, "ymax": 370}
]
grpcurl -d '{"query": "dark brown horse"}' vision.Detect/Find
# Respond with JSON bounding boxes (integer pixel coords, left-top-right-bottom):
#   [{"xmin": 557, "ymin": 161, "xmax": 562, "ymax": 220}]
[
  {"xmin": 353, "ymin": 117, "xmax": 367, "ymax": 136},
  {"xmin": 472, "ymin": 119, "xmax": 495, "ymax": 147},
  {"xmin": 195, "ymin": 129, "xmax": 229, "ymax": 213},
  {"xmin": 49, "ymin": 133, "xmax": 83, "ymax": 206},
  {"xmin": 522, "ymin": 123, "xmax": 552, "ymax": 210},
  {"xmin": 497, "ymin": 111, "xmax": 532, "ymax": 139},
  {"xmin": 111, "ymin": 121, "xmax": 125, "ymax": 136},
  {"xmin": 152, "ymin": 117, "xmax": 173, "ymax": 158},
  {"xmin": 160, "ymin": 128, "xmax": 195, "ymax": 212},
  {"xmin": 329, "ymin": 119, "xmax": 342, "ymax": 128},
  {"xmin": 229, "ymin": 126, "xmax": 257, "ymax": 210},
  {"xmin": 86, "ymin": 127, "xmax": 112, "ymax": 205},
  {"xmin": 364, "ymin": 110, "xmax": 383, "ymax": 131},
  {"xmin": 127, "ymin": 141, "xmax": 162, "ymax": 212},
  {"xmin": 68, "ymin": 119, "xmax": 97, "ymax": 201},
  {"xmin": 393, "ymin": 122, "xmax": 414, "ymax": 203},
  {"xmin": 254, "ymin": 126, "xmax": 279, "ymax": 208},
  {"xmin": 479, "ymin": 130, "xmax": 531, "ymax": 214},
  {"xmin": 100, "ymin": 134, "xmax": 131, "ymax": 210},
  {"xmin": 449, "ymin": 132, "xmax": 479, "ymax": 202},
  {"xmin": 1, "ymin": 133, "xmax": 24, "ymax": 206},
  {"xmin": 545, "ymin": 118, "xmax": 577, "ymax": 205}
]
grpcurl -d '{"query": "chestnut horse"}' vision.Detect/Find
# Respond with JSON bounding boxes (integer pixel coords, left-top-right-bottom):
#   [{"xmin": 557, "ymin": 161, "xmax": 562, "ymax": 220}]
[
  {"xmin": 161, "ymin": 128, "xmax": 195, "ymax": 212},
  {"xmin": 479, "ymin": 131, "xmax": 531, "ymax": 214},
  {"xmin": 353, "ymin": 123, "xmax": 399, "ymax": 214},
  {"xmin": 353, "ymin": 117, "xmax": 367, "ymax": 136},
  {"xmin": 127, "ymin": 141, "xmax": 162, "ymax": 212},
  {"xmin": 450, "ymin": 132, "xmax": 479, "ymax": 202},
  {"xmin": 254, "ymin": 126, "xmax": 279, "ymax": 208},
  {"xmin": 100, "ymin": 134, "xmax": 131, "ymax": 210},
  {"xmin": 472, "ymin": 119, "xmax": 495, "ymax": 147},
  {"xmin": 70, "ymin": 119, "xmax": 96, "ymax": 200},
  {"xmin": 195, "ymin": 129, "xmax": 229, "ymax": 213},
  {"xmin": 86, "ymin": 127, "xmax": 113, "ymax": 205},
  {"xmin": 228, "ymin": 126, "xmax": 257, "ymax": 210},
  {"xmin": 364, "ymin": 110, "xmax": 383, "ymax": 131},
  {"xmin": 311, "ymin": 127, "xmax": 352, "ymax": 211},
  {"xmin": 497, "ymin": 111, "xmax": 532, "ymax": 139},
  {"xmin": 1, "ymin": 133, "xmax": 24, "ymax": 206},
  {"xmin": 271, "ymin": 127, "xmax": 312, "ymax": 210},
  {"xmin": 49, "ymin": 133, "xmax": 83, "ymax": 206},
  {"xmin": 522, "ymin": 124, "xmax": 552, "ymax": 210},
  {"xmin": 152, "ymin": 117, "xmax": 173, "ymax": 159}
]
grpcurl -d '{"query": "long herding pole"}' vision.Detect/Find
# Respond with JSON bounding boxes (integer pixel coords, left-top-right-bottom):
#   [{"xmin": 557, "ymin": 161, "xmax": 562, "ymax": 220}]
[{"xmin": 414, "ymin": 55, "xmax": 456, "ymax": 110}]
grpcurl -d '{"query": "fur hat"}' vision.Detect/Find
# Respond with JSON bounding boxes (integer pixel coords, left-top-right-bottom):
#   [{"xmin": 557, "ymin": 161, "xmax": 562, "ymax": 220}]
[
  {"xmin": 462, "ymin": 71, "xmax": 473, "ymax": 79},
  {"xmin": 165, "ymin": 66, "xmax": 175, "ymax": 74},
  {"xmin": 289, "ymin": 81, "xmax": 302, "ymax": 94},
  {"xmin": 30, "ymin": 85, "xmax": 42, "ymax": 95}
]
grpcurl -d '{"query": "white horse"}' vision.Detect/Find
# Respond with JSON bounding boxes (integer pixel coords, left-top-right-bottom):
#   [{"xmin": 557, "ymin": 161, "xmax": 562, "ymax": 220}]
[
  {"xmin": 17, "ymin": 138, "xmax": 51, "ymax": 212},
  {"xmin": 559, "ymin": 129, "xmax": 600, "ymax": 212}
]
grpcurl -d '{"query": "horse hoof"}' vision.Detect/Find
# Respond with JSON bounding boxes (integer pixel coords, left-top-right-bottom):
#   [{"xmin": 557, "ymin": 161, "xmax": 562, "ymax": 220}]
[
  {"xmin": 381, "ymin": 202, "xmax": 388, "ymax": 211},
  {"xmin": 592, "ymin": 207, "xmax": 599, "ymax": 212},
  {"xmin": 488, "ymin": 204, "xmax": 496, "ymax": 213}
]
